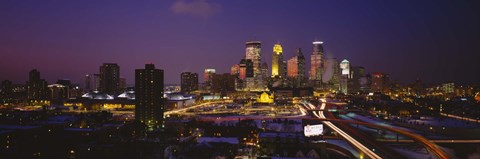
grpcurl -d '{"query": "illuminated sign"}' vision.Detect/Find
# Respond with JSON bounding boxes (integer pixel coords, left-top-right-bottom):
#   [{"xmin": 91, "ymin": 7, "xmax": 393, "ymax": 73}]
[
  {"xmin": 304, "ymin": 124, "xmax": 323, "ymax": 137},
  {"xmin": 313, "ymin": 41, "xmax": 323, "ymax": 44}
]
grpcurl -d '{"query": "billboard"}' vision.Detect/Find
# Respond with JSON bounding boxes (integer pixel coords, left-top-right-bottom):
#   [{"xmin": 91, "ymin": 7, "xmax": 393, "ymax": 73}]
[{"xmin": 304, "ymin": 124, "xmax": 323, "ymax": 137}]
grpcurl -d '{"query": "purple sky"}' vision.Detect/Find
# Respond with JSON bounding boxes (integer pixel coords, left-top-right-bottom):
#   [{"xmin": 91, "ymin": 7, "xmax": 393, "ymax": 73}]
[{"xmin": 1, "ymin": 0, "xmax": 479, "ymax": 85}]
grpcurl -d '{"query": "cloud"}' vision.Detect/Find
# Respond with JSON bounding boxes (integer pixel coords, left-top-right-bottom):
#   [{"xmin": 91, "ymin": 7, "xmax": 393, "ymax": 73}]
[{"xmin": 170, "ymin": 0, "xmax": 221, "ymax": 19}]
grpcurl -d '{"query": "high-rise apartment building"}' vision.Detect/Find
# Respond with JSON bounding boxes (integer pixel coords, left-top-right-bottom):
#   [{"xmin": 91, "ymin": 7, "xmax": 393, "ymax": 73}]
[{"xmin": 135, "ymin": 64, "xmax": 165, "ymax": 129}]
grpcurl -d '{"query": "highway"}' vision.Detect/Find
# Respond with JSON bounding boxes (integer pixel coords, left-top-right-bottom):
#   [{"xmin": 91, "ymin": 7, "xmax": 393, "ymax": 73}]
[
  {"xmin": 165, "ymin": 100, "xmax": 232, "ymax": 116},
  {"xmin": 308, "ymin": 99, "xmax": 453, "ymax": 159},
  {"xmin": 377, "ymin": 139, "xmax": 480, "ymax": 143},
  {"xmin": 311, "ymin": 98, "xmax": 382, "ymax": 159}
]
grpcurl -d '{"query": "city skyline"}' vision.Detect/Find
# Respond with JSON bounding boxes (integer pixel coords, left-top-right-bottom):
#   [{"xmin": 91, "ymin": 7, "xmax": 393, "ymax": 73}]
[
  {"xmin": 1, "ymin": 0, "xmax": 479, "ymax": 85},
  {"xmin": 1, "ymin": 1, "xmax": 479, "ymax": 158}
]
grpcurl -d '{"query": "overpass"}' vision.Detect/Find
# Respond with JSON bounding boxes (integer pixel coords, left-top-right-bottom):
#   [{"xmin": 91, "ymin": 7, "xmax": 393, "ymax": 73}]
[{"xmin": 308, "ymin": 99, "xmax": 453, "ymax": 159}]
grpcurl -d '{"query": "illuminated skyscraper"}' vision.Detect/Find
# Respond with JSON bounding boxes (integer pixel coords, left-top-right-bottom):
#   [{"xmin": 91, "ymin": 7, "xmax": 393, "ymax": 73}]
[
  {"xmin": 340, "ymin": 59, "xmax": 350, "ymax": 77},
  {"xmin": 135, "ymin": 64, "xmax": 165, "ymax": 129},
  {"xmin": 230, "ymin": 64, "xmax": 240, "ymax": 76},
  {"xmin": 309, "ymin": 41, "xmax": 325, "ymax": 82},
  {"xmin": 271, "ymin": 43, "xmax": 285, "ymax": 77},
  {"xmin": 245, "ymin": 41, "xmax": 262, "ymax": 76},
  {"xmin": 181, "ymin": 72, "xmax": 199, "ymax": 93},
  {"xmin": 339, "ymin": 59, "xmax": 350, "ymax": 94},
  {"xmin": 99, "ymin": 63, "xmax": 120, "ymax": 95},
  {"xmin": 204, "ymin": 69, "xmax": 216, "ymax": 82},
  {"xmin": 287, "ymin": 48, "xmax": 306, "ymax": 87},
  {"xmin": 287, "ymin": 48, "xmax": 306, "ymax": 79}
]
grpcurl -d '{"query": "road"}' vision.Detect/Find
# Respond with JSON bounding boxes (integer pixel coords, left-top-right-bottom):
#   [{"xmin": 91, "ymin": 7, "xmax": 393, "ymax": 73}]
[
  {"xmin": 308, "ymin": 98, "xmax": 453, "ymax": 159},
  {"xmin": 310, "ymin": 98, "xmax": 382, "ymax": 159},
  {"xmin": 377, "ymin": 139, "xmax": 480, "ymax": 143}
]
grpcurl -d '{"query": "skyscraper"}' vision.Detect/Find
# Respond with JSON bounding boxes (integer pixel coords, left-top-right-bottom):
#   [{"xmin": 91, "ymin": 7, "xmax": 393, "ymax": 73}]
[
  {"xmin": 261, "ymin": 62, "xmax": 269, "ymax": 80},
  {"xmin": 93, "ymin": 74, "xmax": 100, "ymax": 91},
  {"xmin": 84, "ymin": 74, "xmax": 92, "ymax": 92},
  {"xmin": 181, "ymin": 72, "xmax": 199, "ymax": 93},
  {"xmin": 350, "ymin": 66, "xmax": 365, "ymax": 93},
  {"xmin": 99, "ymin": 63, "xmax": 120, "ymax": 95},
  {"xmin": 287, "ymin": 48, "xmax": 306, "ymax": 79},
  {"xmin": 27, "ymin": 69, "xmax": 48, "ymax": 100},
  {"xmin": 230, "ymin": 64, "xmax": 240, "ymax": 76},
  {"xmin": 328, "ymin": 58, "xmax": 341, "ymax": 90},
  {"xmin": 135, "ymin": 64, "xmax": 165, "ymax": 129},
  {"xmin": 239, "ymin": 59, "xmax": 254, "ymax": 80},
  {"xmin": 287, "ymin": 48, "xmax": 306, "ymax": 87},
  {"xmin": 204, "ymin": 68, "xmax": 216, "ymax": 86},
  {"xmin": 371, "ymin": 72, "xmax": 390, "ymax": 93},
  {"xmin": 340, "ymin": 59, "xmax": 350, "ymax": 94},
  {"xmin": 271, "ymin": 43, "xmax": 285, "ymax": 78},
  {"xmin": 309, "ymin": 41, "xmax": 325, "ymax": 81},
  {"xmin": 245, "ymin": 41, "xmax": 262, "ymax": 76}
]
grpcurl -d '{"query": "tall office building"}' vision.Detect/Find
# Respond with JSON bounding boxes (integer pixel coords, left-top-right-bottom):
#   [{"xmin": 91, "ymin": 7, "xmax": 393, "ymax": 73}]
[
  {"xmin": 27, "ymin": 69, "xmax": 48, "ymax": 100},
  {"xmin": 350, "ymin": 66, "xmax": 365, "ymax": 93},
  {"xmin": 84, "ymin": 74, "xmax": 92, "ymax": 92},
  {"xmin": 339, "ymin": 59, "xmax": 350, "ymax": 94},
  {"xmin": 310, "ymin": 41, "xmax": 325, "ymax": 81},
  {"xmin": 135, "ymin": 64, "xmax": 165, "ymax": 129},
  {"xmin": 261, "ymin": 62, "xmax": 269, "ymax": 80},
  {"xmin": 230, "ymin": 64, "xmax": 240, "ymax": 76},
  {"xmin": 181, "ymin": 72, "xmax": 199, "ymax": 93},
  {"xmin": 340, "ymin": 59, "xmax": 350, "ymax": 77},
  {"xmin": 204, "ymin": 69, "xmax": 216, "ymax": 86},
  {"xmin": 287, "ymin": 48, "xmax": 306, "ymax": 87},
  {"xmin": 287, "ymin": 48, "xmax": 306, "ymax": 79},
  {"xmin": 371, "ymin": 72, "xmax": 390, "ymax": 93},
  {"xmin": 271, "ymin": 43, "xmax": 285, "ymax": 78},
  {"xmin": 93, "ymin": 74, "xmax": 100, "ymax": 91},
  {"xmin": 245, "ymin": 41, "xmax": 262, "ymax": 76},
  {"xmin": 99, "ymin": 63, "xmax": 120, "ymax": 95},
  {"xmin": 328, "ymin": 58, "xmax": 341, "ymax": 90},
  {"xmin": 239, "ymin": 59, "xmax": 254, "ymax": 80}
]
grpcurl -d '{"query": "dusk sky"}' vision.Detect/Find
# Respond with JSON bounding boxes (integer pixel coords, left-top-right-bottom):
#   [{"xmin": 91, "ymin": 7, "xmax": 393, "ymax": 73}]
[{"xmin": 1, "ymin": 0, "xmax": 479, "ymax": 85}]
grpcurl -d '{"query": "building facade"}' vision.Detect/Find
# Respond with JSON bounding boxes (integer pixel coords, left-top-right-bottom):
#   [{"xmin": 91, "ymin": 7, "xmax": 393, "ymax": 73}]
[
  {"xmin": 309, "ymin": 41, "xmax": 325, "ymax": 82},
  {"xmin": 181, "ymin": 72, "xmax": 199, "ymax": 93},
  {"xmin": 135, "ymin": 64, "xmax": 165, "ymax": 129},
  {"xmin": 245, "ymin": 41, "xmax": 262, "ymax": 76},
  {"xmin": 27, "ymin": 69, "xmax": 48, "ymax": 101},
  {"xmin": 99, "ymin": 63, "xmax": 120, "ymax": 95},
  {"xmin": 271, "ymin": 43, "xmax": 285, "ymax": 78}
]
